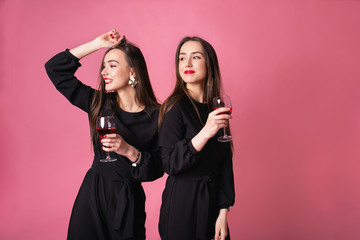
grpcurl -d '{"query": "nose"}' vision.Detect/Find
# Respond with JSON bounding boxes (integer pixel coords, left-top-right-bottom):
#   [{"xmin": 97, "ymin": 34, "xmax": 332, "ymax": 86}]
[
  {"xmin": 101, "ymin": 67, "xmax": 108, "ymax": 76},
  {"xmin": 185, "ymin": 58, "xmax": 192, "ymax": 67}
]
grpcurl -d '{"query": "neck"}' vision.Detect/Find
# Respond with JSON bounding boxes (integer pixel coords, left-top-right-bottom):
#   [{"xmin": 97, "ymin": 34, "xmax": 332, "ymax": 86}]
[
  {"xmin": 186, "ymin": 82, "xmax": 205, "ymax": 103},
  {"xmin": 116, "ymin": 88, "xmax": 143, "ymax": 112}
]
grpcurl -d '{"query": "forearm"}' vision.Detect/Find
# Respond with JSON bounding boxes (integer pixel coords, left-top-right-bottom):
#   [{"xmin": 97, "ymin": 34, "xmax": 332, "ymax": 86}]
[
  {"xmin": 191, "ymin": 127, "xmax": 211, "ymax": 152},
  {"xmin": 69, "ymin": 38, "xmax": 104, "ymax": 59},
  {"xmin": 219, "ymin": 208, "xmax": 229, "ymax": 218}
]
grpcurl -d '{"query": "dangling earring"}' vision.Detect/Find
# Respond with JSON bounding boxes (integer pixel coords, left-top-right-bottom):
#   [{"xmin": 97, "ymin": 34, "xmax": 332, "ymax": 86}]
[{"xmin": 129, "ymin": 74, "xmax": 138, "ymax": 88}]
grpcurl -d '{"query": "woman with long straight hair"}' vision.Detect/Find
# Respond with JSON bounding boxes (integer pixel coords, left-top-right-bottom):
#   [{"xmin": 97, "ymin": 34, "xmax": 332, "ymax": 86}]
[
  {"xmin": 45, "ymin": 29, "xmax": 163, "ymax": 240},
  {"xmin": 158, "ymin": 37, "xmax": 235, "ymax": 240}
]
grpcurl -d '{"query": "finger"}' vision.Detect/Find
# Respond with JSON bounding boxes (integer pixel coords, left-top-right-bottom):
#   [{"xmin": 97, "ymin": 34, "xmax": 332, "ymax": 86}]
[
  {"xmin": 112, "ymin": 29, "xmax": 120, "ymax": 35},
  {"xmin": 108, "ymin": 31, "xmax": 115, "ymax": 39},
  {"xmin": 104, "ymin": 133, "xmax": 118, "ymax": 138},
  {"xmin": 220, "ymin": 232, "xmax": 225, "ymax": 240},
  {"xmin": 221, "ymin": 227, "xmax": 228, "ymax": 240},
  {"xmin": 219, "ymin": 121, "xmax": 229, "ymax": 127},
  {"xmin": 100, "ymin": 138, "xmax": 112, "ymax": 143},
  {"xmin": 214, "ymin": 228, "xmax": 220, "ymax": 240},
  {"xmin": 112, "ymin": 35, "xmax": 125, "ymax": 47},
  {"xmin": 101, "ymin": 146, "xmax": 111, "ymax": 151},
  {"xmin": 113, "ymin": 30, "xmax": 119, "ymax": 37},
  {"xmin": 214, "ymin": 114, "xmax": 232, "ymax": 120},
  {"xmin": 212, "ymin": 107, "xmax": 231, "ymax": 115},
  {"xmin": 101, "ymin": 142, "xmax": 114, "ymax": 148},
  {"xmin": 213, "ymin": 117, "xmax": 228, "ymax": 124},
  {"xmin": 212, "ymin": 115, "xmax": 231, "ymax": 123}
]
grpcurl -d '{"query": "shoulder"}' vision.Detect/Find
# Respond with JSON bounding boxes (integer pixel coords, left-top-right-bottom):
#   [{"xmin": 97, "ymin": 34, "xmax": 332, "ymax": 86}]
[
  {"xmin": 160, "ymin": 97, "xmax": 186, "ymax": 126},
  {"xmin": 145, "ymin": 104, "xmax": 160, "ymax": 113},
  {"xmin": 165, "ymin": 96, "xmax": 188, "ymax": 116},
  {"xmin": 144, "ymin": 105, "xmax": 160, "ymax": 120}
]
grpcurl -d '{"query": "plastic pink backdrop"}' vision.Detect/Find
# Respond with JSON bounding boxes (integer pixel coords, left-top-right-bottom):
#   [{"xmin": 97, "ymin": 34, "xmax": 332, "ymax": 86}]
[{"xmin": 1, "ymin": 0, "xmax": 360, "ymax": 239}]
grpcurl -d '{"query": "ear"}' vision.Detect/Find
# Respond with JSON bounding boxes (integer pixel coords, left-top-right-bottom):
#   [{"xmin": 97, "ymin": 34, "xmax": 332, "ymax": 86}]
[{"xmin": 130, "ymin": 69, "xmax": 136, "ymax": 79}]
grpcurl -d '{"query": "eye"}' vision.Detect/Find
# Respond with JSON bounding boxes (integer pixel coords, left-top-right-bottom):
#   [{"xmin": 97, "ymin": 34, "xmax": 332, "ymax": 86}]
[
  {"xmin": 193, "ymin": 56, "xmax": 201, "ymax": 59},
  {"xmin": 110, "ymin": 65, "xmax": 117, "ymax": 68},
  {"xmin": 179, "ymin": 57, "xmax": 186, "ymax": 61}
]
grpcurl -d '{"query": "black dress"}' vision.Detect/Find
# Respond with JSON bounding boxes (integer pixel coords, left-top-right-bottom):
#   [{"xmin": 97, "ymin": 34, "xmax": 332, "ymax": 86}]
[
  {"xmin": 158, "ymin": 96, "xmax": 235, "ymax": 240},
  {"xmin": 45, "ymin": 49, "xmax": 163, "ymax": 240}
]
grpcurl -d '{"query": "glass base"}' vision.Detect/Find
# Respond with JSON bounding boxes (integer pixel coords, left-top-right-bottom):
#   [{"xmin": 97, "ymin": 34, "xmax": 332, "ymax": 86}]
[
  {"xmin": 218, "ymin": 135, "xmax": 233, "ymax": 142},
  {"xmin": 100, "ymin": 157, "xmax": 117, "ymax": 162}
]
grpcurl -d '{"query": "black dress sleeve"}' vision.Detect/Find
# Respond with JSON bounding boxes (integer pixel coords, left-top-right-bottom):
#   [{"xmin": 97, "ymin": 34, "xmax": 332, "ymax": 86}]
[
  {"xmin": 130, "ymin": 107, "xmax": 164, "ymax": 181},
  {"xmin": 159, "ymin": 103, "xmax": 200, "ymax": 175},
  {"xmin": 45, "ymin": 49, "xmax": 95, "ymax": 113},
  {"xmin": 130, "ymin": 147, "xmax": 164, "ymax": 181},
  {"xmin": 218, "ymin": 145, "xmax": 235, "ymax": 209}
]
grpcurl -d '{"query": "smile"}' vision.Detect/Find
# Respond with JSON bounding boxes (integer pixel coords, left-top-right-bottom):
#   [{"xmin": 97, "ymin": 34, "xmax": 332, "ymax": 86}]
[
  {"xmin": 104, "ymin": 78, "xmax": 112, "ymax": 84},
  {"xmin": 184, "ymin": 70, "xmax": 195, "ymax": 74}
]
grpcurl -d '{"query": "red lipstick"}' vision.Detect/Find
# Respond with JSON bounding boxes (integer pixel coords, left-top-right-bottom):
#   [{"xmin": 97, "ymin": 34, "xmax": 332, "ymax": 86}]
[{"xmin": 184, "ymin": 70, "xmax": 195, "ymax": 74}]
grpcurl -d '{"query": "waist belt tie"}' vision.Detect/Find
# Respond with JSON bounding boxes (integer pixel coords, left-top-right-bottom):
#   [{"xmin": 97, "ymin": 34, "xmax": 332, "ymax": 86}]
[
  {"xmin": 91, "ymin": 161, "xmax": 141, "ymax": 238},
  {"xmin": 196, "ymin": 175, "xmax": 212, "ymax": 239},
  {"xmin": 112, "ymin": 179, "xmax": 135, "ymax": 239}
]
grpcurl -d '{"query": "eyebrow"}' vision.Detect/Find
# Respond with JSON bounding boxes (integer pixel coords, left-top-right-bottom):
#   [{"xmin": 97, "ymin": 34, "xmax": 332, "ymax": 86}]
[
  {"xmin": 103, "ymin": 60, "xmax": 119, "ymax": 64},
  {"xmin": 179, "ymin": 51, "xmax": 204, "ymax": 55}
]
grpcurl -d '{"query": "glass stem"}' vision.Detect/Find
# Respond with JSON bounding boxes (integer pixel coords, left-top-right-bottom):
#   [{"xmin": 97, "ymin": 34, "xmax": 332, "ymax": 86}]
[
  {"xmin": 106, "ymin": 151, "xmax": 110, "ymax": 160},
  {"xmin": 223, "ymin": 127, "xmax": 228, "ymax": 137}
]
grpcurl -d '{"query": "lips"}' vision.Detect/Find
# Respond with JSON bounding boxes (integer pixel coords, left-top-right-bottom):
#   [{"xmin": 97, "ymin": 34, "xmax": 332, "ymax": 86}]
[
  {"xmin": 104, "ymin": 78, "xmax": 112, "ymax": 84},
  {"xmin": 184, "ymin": 70, "xmax": 195, "ymax": 74}
]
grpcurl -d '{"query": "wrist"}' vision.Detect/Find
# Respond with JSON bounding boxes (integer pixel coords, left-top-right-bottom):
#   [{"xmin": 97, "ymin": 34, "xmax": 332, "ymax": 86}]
[
  {"xmin": 91, "ymin": 38, "xmax": 107, "ymax": 49},
  {"xmin": 219, "ymin": 208, "xmax": 229, "ymax": 218},
  {"xmin": 126, "ymin": 146, "xmax": 138, "ymax": 162},
  {"xmin": 131, "ymin": 151, "xmax": 142, "ymax": 167},
  {"xmin": 199, "ymin": 127, "xmax": 212, "ymax": 141}
]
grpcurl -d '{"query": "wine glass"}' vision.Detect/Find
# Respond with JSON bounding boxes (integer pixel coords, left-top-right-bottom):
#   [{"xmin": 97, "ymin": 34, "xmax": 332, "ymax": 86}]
[
  {"xmin": 213, "ymin": 95, "xmax": 233, "ymax": 142},
  {"xmin": 96, "ymin": 116, "xmax": 117, "ymax": 162}
]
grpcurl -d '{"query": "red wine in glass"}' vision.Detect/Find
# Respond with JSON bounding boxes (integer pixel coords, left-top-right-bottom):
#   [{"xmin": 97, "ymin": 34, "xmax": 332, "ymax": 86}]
[
  {"xmin": 96, "ymin": 128, "xmax": 116, "ymax": 139},
  {"xmin": 213, "ymin": 107, "xmax": 232, "ymax": 115},
  {"xmin": 212, "ymin": 95, "xmax": 233, "ymax": 142},
  {"xmin": 96, "ymin": 116, "xmax": 117, "ymax": 162}
]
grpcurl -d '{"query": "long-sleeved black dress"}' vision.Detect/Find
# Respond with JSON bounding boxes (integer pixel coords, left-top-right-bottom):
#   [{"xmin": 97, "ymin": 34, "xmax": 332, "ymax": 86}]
[
  {"xmin": 158, "ymin": 96, "xmax": 235, "ymax": 240},
  {"xmin": 45, "ymin": 49, "xmax": 163, "ymax": 240}
]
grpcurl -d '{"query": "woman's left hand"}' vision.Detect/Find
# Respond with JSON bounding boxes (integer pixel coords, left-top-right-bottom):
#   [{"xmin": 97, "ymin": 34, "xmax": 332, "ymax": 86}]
[
  {"xmin": 214, "ymin": 209, "xmax": 228, "ymax": 240},
  {"xmin": 100, "ymin": 133, "xmax": 130, "ymax": 156}
]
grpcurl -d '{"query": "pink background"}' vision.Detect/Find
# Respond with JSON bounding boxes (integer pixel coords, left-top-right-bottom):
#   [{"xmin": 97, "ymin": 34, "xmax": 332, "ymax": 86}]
[{"xmin": 1, "ymin": 0, "xmax": 360, "ymax": 239}]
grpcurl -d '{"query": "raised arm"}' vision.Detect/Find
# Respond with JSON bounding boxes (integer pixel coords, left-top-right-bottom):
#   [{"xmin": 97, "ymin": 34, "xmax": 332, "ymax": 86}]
[
  {"xmin": 69, "ymin": 29, "xmax": 123, "ymax": 59},
  {"xmin": 45, "ymin": 29, "xmax": 124, "ymax": 112}
]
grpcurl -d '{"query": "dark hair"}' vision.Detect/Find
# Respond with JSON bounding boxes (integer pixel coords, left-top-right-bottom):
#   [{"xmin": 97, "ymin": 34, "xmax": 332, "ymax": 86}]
[
  {"xmin": 90, "ymin": 39, "xmax": 159, "ymax": 147},
  {"xmin": 159, "ymin": 36, "xmax": 222, "ymax": 128}
]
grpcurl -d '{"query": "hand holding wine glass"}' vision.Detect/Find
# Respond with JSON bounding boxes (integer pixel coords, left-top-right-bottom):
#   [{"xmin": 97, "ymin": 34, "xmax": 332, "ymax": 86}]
[
  {"xmin": 96, "ymin": 116, "xmax": 117, "ymax": 162},
  {"xmin": 212, "ymin": 95, "xmax": 232, "ymax": 142}
]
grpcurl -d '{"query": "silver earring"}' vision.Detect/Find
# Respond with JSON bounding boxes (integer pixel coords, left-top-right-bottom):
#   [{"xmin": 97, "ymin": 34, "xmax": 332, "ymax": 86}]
[{"xmin": 129, "ymin": 75, "xmax": 137, "ymax": 88}]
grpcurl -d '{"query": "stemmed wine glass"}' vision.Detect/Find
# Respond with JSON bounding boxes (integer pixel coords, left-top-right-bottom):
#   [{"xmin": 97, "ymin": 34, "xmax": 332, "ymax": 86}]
[
  {"xmin": 213, "ymin": 95, "xmax": 233, "ymax": 142},
  {"xmin": 96, "ymin": 116, "xmax": 117, "ymax": 162}
]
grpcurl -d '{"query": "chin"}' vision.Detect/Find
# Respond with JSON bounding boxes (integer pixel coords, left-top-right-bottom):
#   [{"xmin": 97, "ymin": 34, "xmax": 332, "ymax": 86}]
[
  {"xmin": 105, "ymin": 87, "xmax": 115, "ymax": 92},
  {"xmin": 182, "ymin": 76, "xmax": 194, "ymax": 82}
]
